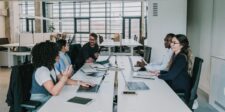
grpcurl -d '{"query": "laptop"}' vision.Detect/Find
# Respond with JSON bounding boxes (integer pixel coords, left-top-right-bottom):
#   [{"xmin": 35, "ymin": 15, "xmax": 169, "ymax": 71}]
[
  {"xmin": 121, "ymin": 71, "xmax": 149, "ymax": 91},
  {"xmin": 80, "ymin": 64, "xmax": 98, "ymax": 74},
  {"xmin": 129, "ymin": 57, "xmax": 154, "ymax": 79},
  {"xmin": 129, "ymin": 57, "xmax": 147, "ymax": 72},
  {"xmin": 95, "ymin": 54, "xmax": 112, "ymax": 65},
  {"xmin": 77, "ymin": 72, "xmax": 106, "ymax": 93}
]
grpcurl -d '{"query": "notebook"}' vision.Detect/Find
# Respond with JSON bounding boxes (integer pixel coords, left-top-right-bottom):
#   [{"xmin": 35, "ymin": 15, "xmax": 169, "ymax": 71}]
[{"xmin": 67, "ymin": 96, "xmax": 92, "ymax": 105}]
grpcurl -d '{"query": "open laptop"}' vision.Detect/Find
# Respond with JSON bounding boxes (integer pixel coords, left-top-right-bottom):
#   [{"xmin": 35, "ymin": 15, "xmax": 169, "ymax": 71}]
[
  {"xmin": 129, "ymin": 57, "xmax": 154, "ymax": 79},
  {"xmin": 129, "ymin": 56, "xmax": 147, "ymax": 72},
  {"xmin": 80, "ymin": 64, "xmax": 98, "ymax": 74},
  {"xmin": 121, "ymin": 71, "xmax": 149, "ymax": 91},
  {"xmin": 77, "ymin": 72, "xmax": 106, "ymax": 93},
  {"xmin": 95, "ymin": 54, "xmax": 112, "ymax": 65}
]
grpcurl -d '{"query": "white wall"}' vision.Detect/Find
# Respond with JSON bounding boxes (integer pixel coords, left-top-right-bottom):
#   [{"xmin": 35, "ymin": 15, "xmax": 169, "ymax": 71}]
[
  {"xmin": 187, "ymin": 0, "xmax": 213, "ymax": 94},
  {"xmin": 147, "ymin": 0, "xmax": 187, "ymax": 63},
  {"xmin": 209, "ymin": 0, "xmax": 225, "ymax": 111},
  {"xmin": 0, "ymin": 1, "xmax": 5, "ymax": 38},
  {"xmin": 188, "ymin": 0, "xmax": 225, "ymax": 110}
]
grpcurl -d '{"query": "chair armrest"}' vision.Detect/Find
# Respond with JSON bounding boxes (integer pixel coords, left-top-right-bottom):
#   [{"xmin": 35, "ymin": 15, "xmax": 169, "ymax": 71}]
[
  {"xmin": 176, "ymin": 92, "xmax": 186, "ymax": 103},
  {"xmin": 176, "ymin": 92, "xmax": 185, "ymax": 96},
  {"xmin": 21, "ymin": 100, "xmax": 42, "ymax": 110}
]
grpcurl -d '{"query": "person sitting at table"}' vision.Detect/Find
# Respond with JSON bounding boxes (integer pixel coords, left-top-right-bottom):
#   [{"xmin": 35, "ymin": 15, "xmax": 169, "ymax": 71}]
[
  {"xmin": 77, "ymin": 33, "xmax": 99, "ymax": 68},
  {"xmin": 55, "ymin": 39, "xmax": 72, "ymax": 73},
  {"xmin": 30, "ymin": 41, "xmax": 92, "ymax": 103},
  {"xmin": 151, "ymin": 34, "xmax": 193, "ymax": 104},
  {"xmin": 136, "ymin": 33, "xmax": 174, "ymax": 71}
]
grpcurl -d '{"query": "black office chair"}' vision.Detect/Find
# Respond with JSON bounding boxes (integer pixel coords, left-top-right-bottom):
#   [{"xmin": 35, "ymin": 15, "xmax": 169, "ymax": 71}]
[
  {"xmin": 68, "ymin": 44, "xmax": 82, "ymax": 71},
  {"xmin": 177, "ymin": 57, "xmax": 204, "ymax": 110},
  {"xmin": 98, "ymin": 35, "xmax": 108, "ymax": 52},
  {"xmin": 143, "ymin": 46, "xmax": 152, "ymax": 63},
  {"xmin": 99, "ymin": 35, "xmax": 104, "ymax": 44},
  {"xmin": 6, "ymin": 63, "xmax": 41, "ymax": 112}
]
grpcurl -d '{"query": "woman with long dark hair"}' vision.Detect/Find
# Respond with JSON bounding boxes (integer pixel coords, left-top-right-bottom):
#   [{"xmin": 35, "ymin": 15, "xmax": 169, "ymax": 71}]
[{"xmin": 152, "ymin": 34, "xmax": 193, "ymax": 103}]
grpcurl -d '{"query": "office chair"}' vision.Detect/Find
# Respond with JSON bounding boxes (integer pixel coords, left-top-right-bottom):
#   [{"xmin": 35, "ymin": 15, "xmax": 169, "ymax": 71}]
[
  {"xmin": 143, "ymin": 46, "xmax": 152, "ymax": 63},
  {"xmin": 177, "ymin": 57, "xmax": 204, "ymax": 110},
  {"xmin": 68, "ymin": 44, "xmax": 82, "ymax": 71},
  {"xmin": 98, "ymin": 35, "xmax": 108, "ymax": 52},
  {"xmin": 6, "ymin": 63, "xmax": 41, "ymax": 112},
  {"xmin": 99, "ymin": 35, "xmax": 104, "ymax": 44}
]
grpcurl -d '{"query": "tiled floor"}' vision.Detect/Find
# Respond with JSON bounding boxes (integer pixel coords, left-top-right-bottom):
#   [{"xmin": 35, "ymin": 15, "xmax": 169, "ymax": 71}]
[{"xmin": 0, "ymin": 67, "xmax": 219, "ymax": 112}]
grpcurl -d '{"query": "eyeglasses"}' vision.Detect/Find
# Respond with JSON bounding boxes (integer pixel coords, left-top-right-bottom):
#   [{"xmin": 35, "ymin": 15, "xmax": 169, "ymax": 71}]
[
  {"xmin": 89, "ymin": 38, "xmax": 95, "ymax": 41},
  {"xmin": 171, "ymin": 41, "xmax": 180, "ymax": 45}
]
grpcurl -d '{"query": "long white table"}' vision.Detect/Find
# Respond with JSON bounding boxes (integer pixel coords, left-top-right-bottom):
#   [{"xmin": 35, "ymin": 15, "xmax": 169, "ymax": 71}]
[
  {"xmin": 38, "ymin": 56, "xmax": 191, "ymax": 112},
  {"xmin": 0, "ymin": 43, "xmax": 34, "ymax": 67},
  {"xmin": 38, "ymin": 56, "xmax": 116, "ymax": 112},
  {"xmin": 99, "ymin": 39, "xmax": 141, "ymax": 56},
  {"xmin": 116, "ymin": 56, "xmax": 191, "ymax": 112}
]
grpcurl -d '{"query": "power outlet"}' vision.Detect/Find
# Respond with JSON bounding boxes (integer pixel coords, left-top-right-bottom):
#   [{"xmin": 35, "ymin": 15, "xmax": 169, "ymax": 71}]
[{"xmin": 224, "ymin": 88, "xmax": 225, "ymax": 96}]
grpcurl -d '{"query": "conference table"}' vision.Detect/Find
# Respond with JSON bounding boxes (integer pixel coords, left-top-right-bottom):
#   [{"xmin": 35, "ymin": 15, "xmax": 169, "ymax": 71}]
[
  {"xmin": 117, "ymin": 56, "xmax": 191, "ymax": 112},
  {"xmin": 99, "ymin": 39, "xmax": 141, "ymax": 56},
  {"xmin": 0, "ymin": 43, "xmax": 34, "ymax": 67},
  {"xmin": 38, "ymin": 56, "xmax": 191, "ymax": 112}
]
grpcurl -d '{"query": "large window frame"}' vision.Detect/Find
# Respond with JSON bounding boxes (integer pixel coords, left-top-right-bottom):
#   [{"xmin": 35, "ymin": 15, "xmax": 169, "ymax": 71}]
[{"xmin": 19, "ymin": 1, "xmax": 147, "ymax": 44}]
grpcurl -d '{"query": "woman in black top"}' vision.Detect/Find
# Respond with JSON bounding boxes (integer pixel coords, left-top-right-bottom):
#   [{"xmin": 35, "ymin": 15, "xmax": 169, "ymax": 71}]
[{"xmin": 152, "ymin": 34, "xmax": 193, "ymax": 103}]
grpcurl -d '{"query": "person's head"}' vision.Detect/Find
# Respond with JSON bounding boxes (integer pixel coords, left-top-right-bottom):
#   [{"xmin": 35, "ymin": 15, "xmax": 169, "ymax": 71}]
[
  {"xmin": 89, "ymin": 33, "xmax": 98, "ymax": 47},
  {"xmin": 32, "ymin": 41, "xmax": 59, "ymax": 70},
  {"xmin": 56, "ymin": 39, "xmax": 69, "ymax": 52},
  {"xmin": 171, "ymin": 34, "xmax": 189, "ymax": 54},
  {"xmin": 164, "ymin": 33, "xmax": 174, "ymax": 48},
  {"xmin": 171, "ymin": 34, "xmax": 193, "ymax": 75}
]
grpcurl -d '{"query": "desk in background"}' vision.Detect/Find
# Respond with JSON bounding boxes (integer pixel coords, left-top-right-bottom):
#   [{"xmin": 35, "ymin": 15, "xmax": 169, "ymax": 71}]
[
  {"xmin": 99, "ymin": 39, "xmax": 141, "ymax": 56},
  {"xmin": 0, "ymin": 43, "xmax": 34, "ymax": 67}
]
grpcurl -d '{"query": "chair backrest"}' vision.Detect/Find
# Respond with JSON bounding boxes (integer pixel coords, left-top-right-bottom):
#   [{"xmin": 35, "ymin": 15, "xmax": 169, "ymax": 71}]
[
  {"xmin": 68, "ymin": 44, "xmax": 82, "ymax": 66},
  {"xmin": 144, "ymin": 46, "xmax": 152, "ymax": 63},
  {"xmin": 99, "ymin": 35, "xmax": 104, "ymax": 44},
  {"xmin": 6, "ymin": 63, "xmax": 35, "ymax": 112},
  {"xmin": 188, "ymin": 57, "xmax": 203, "ymax": 108},
  {"xmin": 0, "ymin": 38, "xmax": 9, "ymax": 51}
]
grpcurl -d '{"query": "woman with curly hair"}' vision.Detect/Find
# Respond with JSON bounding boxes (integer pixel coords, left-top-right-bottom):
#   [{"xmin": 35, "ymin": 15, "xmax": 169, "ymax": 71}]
[
  {"xmin": 151, "ymin": 34, "xmax": 193, "ymax": 103},
  {"xmin": 30, "ymin": 41, "xmax": 91, "ymax": 103}
]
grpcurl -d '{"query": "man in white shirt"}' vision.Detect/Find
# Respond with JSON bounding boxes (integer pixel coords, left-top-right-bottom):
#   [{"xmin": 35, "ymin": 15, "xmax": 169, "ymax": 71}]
[{"xmin": 136, "ymin": 33, "xmax": 175, "ymax": 71}]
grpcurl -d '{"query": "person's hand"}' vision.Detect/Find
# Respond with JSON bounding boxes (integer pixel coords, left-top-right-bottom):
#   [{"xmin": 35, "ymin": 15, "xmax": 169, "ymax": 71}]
[
  {"xmin": 62, "ymin": 65, "xmax": 73, "ymax": 77},
  {"xmin": 135, "ymin": 60, "xmax": 146, "ymax": 68},
  {"xmin": 79, "ymin": 81, "xmax": 95, "ymax": 88},
  {"xmin": 149, "ymin": 70, "xmax": 160, "ymax": 76},
  {"xmin": 86, "ymin": 57, "xmax": 94, "ymax": 63},
  {"xmin": 94, "ymin": 53, "xmax": 99, "ymax": 59}
]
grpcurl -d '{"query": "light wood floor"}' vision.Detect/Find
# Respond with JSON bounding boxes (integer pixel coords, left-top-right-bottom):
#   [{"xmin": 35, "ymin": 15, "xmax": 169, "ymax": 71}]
[{"xmin": 0, "ymin": 68, "xmax": 10, "ymax": 112}]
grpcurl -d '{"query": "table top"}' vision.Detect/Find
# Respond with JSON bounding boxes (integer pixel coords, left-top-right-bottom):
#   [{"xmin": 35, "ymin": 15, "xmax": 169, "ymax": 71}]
[
  {"xmin": 38, "ymin": 56, "xmax": 116, "ymax": 112},
  {"xmin": 38, "ymin": 56, "xmax": 191, "ymax": 112},
  {"xmin": 116, "ymin": 56, "xmax": 191, "ymax": 112},
  {"xmin": 100, "ymin": 39, "xmax": 141, "ymax": 47},
  {"xmin": 0, "ymin": 43, "xmax": 35, "ymax": 48}
]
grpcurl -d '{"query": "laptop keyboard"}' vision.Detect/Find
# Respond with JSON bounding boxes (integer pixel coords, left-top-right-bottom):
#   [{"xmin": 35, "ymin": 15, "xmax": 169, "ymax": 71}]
[{"xmin": 127, "ymin": 82, "xmax": 149, "ymax": 90}]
